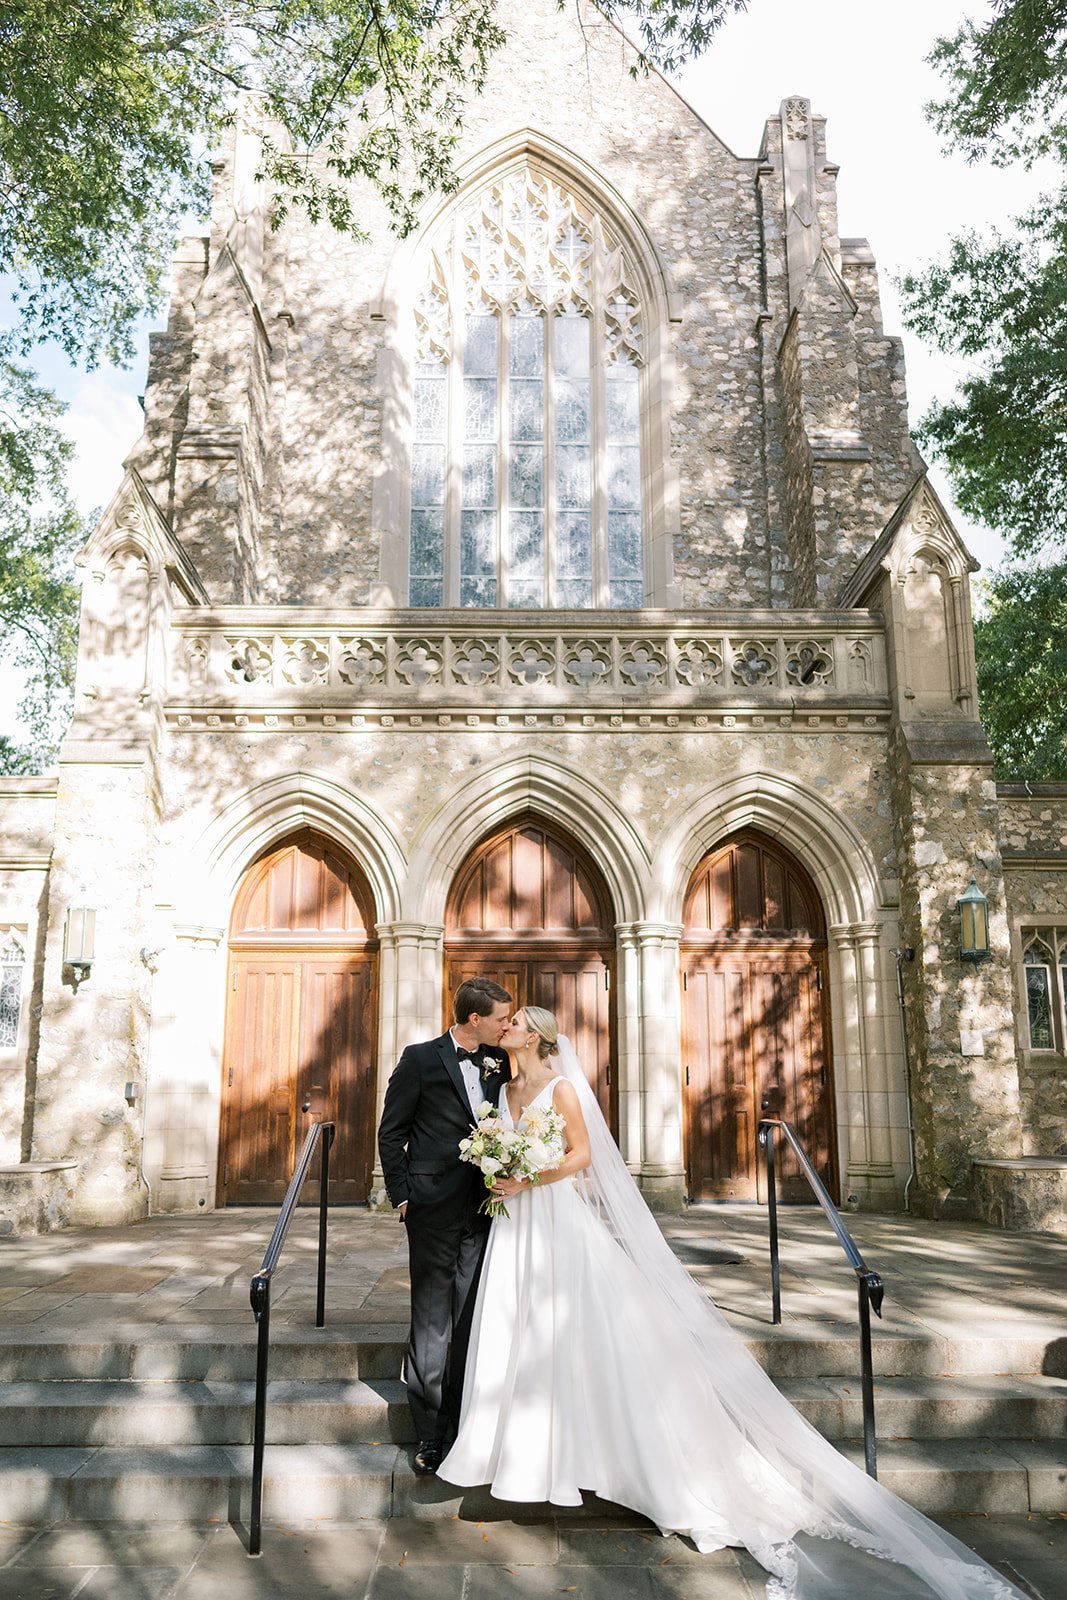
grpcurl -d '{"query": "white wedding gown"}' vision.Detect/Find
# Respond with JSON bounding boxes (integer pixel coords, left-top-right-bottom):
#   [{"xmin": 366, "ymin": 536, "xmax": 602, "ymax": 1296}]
[{"xmin": 438, "ymin": 1059, "xmax": 1027, "ymax": 1600}]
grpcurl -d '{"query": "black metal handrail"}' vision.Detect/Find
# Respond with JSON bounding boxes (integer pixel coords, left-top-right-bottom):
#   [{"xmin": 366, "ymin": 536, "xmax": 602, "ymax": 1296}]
[
  {"xmin": 247, "ymin": 1118, "xmax": 335, "ymax": 1556},
  {"xmin": 757, "ymin": 1118, "xmax": 884, "ymax": 1479}
]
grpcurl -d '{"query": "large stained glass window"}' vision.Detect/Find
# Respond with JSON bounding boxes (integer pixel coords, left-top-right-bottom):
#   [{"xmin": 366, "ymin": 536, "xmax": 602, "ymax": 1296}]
[{"xmin": 409, "ymin": 167, "xmax": 645, "ymax": 609}]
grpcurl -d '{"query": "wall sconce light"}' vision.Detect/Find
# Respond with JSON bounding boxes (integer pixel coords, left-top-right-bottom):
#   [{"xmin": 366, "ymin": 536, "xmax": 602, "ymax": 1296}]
[
  {"xmin": 957, "ymin": 878, "xmax": 991, "ymax": 963},
  {"xmin": 64, "ymin": 906, "xmax": 96, "ymax": 986}
]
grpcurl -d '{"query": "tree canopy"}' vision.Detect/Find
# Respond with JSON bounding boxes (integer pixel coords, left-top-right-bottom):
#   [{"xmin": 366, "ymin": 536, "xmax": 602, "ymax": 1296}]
[
  {"xmin": 974, "ymin": 559, "xmax": 1067, "ymax": 779},
  {"xmin": 900, "ymin": 0, "xmax": 1067, "ymax": 557},
  {"xmin": 0, "ymin": 0, "xmax": 746, "ymax": 770},
  {"xmin": 1, "ymin": 0, "xmax": 750, "ymax": 367},
  {"xmin": 0, "ymin": 336, "xmax": 87, "ymax": 773}
]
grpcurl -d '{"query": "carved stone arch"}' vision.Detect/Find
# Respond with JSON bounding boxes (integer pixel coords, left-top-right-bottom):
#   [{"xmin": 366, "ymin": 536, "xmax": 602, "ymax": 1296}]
[
  {"xmin": 659, "ymin": 772, "xmax": 900, "ymax": 1212},
  {"xmin": 680, "ymin": 827, "xmax": 837, "ymax": 1203},
  {"xmin": 376, "ymin": 128, "xmax": 679, "ymax": 330},
  {"xmin": 219, "ymin": 826, "xmax": 380, "ymax": 1206},
  {"xmin": 173, "ymin": 769, "xmax": 406, "ymax": 934},
  {"xmin": 404, "ymin": 753, "xmax": 649, "ymax": 928},
  {"xmin": 372, "ymin": 129, "xmax": 681, "ymax": 607},
  {"xmin": 651, "ymin": 768, "xmax": 885, "ymax": 928}
]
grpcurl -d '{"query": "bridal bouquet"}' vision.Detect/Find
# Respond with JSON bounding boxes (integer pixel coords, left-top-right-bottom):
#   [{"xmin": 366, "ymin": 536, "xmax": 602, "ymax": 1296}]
[{"xmin": 459, "ymin": 1100, "xmax": 566, "ymax": 1219}]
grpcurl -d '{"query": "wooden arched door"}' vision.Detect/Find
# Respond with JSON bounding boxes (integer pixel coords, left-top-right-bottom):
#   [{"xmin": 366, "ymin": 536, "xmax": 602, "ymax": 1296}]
[
  {"xmin": 218, "ymin": 829, "xmax": 378, "ymax": 1205},
  {"xmin": 681, "ymin": 831, "xmax": 836, "ymax": 1203},
  {"xmin": 445, "ymin": 816, "xmax": 617, "ymax": 1131}
]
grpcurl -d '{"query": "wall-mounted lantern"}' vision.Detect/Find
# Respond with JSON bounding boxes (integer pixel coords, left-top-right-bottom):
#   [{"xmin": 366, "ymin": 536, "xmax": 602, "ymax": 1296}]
[
  {"xmin": 63, "ymin": 907, "xmax": 96, "ymax": 985},
  {"xmin": 957, "ymin": 878, "xmax": 990, "ymax": 963}
]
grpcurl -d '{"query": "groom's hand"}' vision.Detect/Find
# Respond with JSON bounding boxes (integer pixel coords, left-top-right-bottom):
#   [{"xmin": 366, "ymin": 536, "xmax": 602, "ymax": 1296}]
[{"xmin": 397, "ymin": 1201, "xmax": 408, "ymax": 1220}]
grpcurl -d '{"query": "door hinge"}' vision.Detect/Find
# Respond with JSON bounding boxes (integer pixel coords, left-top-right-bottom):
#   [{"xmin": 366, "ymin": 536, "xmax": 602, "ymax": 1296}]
[
  {"xmin": 227, "ymin": 1066, "xmax": 233, "ymax": 1088},
  {"xmin": 224, "ymin": 1164, "xmax": 230, "ymax": 1186},
  {"xmin": 815, "ymin": 968, "xmax": 823, "ymax": 991},
  {"xmin": 683, "ymin": 971, "xmax": 688, "ymax": 990},
  {"xmin": 605, "ymin": 1063, "xmax": 612, "ymax": 1085},
  {"xmin": 685, "ymin": 1063, "xmax": 690, "ymax": 1086},
  {"xmin": 448, "ymin": 969, "xmax": 454, "ymax": 989},
  {"xmin": 232, "ymin": 971, "xmax": 238, "ymax": 992},
  {"xmin": 604, "ymin": 967, "xmax": 610, "ymax": 990}
]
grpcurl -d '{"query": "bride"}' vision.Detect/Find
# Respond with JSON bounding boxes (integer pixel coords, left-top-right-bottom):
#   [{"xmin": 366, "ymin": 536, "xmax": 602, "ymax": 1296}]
[{"xmin": 438, "ymin": 1006, "xmax": 1028, "ymax": 1600}]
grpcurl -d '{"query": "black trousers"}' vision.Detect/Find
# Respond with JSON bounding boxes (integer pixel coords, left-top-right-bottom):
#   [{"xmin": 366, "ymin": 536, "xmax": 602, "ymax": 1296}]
[{"xmin": 404, "ymin": 1209, "xmax": 489, "ymax": 1445}]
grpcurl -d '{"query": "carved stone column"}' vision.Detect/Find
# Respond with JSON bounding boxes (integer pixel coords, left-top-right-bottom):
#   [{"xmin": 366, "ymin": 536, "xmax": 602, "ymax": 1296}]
[
  {"xmin": 632, "ymin": 920, "xmax": 686, "ymax": 1211},
  {"xmin": 370, "ymin": 922, "xmax": 443, "ymax": 1201},
  {"xmin": 614, "ymin": 923, "xmax": 642, "ymax": 1170},
  {"xmin": 830, "ymin": 921, "xmax": 902, "ymax": 1210},
  {"xmin": 146, "ymin": 923, "xmax": 226, "ymax": 1213}
]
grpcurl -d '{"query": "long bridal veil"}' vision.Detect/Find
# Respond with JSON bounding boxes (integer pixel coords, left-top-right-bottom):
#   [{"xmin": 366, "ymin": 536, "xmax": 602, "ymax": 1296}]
[{"xmin": 554, "ymin": 1035, "xmax": 1025, "ymax": 1600}]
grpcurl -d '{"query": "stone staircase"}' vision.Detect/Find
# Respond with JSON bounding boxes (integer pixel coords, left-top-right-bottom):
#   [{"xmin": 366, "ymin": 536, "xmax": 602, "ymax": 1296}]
[{"xmin": 3, "ymin": 1321, "xmax": 1065, "ymax": 1526}]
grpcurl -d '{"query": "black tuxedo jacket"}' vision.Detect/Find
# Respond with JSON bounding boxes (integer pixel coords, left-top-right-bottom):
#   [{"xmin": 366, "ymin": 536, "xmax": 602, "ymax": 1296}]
[{"xmin": 377, "ymin": 1032, "xmax": 509, "ymax": 1224}]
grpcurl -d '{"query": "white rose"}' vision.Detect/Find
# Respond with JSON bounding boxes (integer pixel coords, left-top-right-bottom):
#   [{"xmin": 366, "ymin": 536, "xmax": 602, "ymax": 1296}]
[
  {"xmin": 525, "ymin": 1138, "xmax": 550, "ymax": 1170},
  {"xmin": 475, "ymin": 1100, "xmax": 495, "ymax": 1119},
  {"xmin": 459, "ymin": 1138, "xmax": 472, "ymax": 1153},
  {"xmin": 479, "ymin": 1156, "xmax": 502, "ymax": 1176}
]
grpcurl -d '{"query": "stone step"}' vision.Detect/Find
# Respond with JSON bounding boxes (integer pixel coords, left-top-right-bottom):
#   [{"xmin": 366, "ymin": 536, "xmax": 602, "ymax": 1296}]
[
  {"xmin": 0, "ymin": 1438, "xmax": 1063, "ymax": 1525},
  {"xmin": 1, "ymin": 1373, "xmax": 1064, "ymax": 1448},
  {"xmin": 0, "ymin": 1324, "xmax": 1059, "ymax": 1382}
]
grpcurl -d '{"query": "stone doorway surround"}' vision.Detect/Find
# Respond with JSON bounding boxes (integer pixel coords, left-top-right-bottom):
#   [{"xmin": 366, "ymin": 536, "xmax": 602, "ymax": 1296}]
[{"xmin": 144, "ymin": 759, "xmax": 906, "ymax": 1215}]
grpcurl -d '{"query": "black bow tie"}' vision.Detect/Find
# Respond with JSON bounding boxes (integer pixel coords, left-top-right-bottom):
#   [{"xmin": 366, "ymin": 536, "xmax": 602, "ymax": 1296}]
[{"xmin": 456, "ymin": 1050, "xmax": 481, "ymax": 1066}]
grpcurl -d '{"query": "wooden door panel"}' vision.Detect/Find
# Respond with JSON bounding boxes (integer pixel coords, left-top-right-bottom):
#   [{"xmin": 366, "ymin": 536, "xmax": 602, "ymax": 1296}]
[
  {"xmin": 531, "ymin": 957, "xmax": 613, "ymax": 1127},
  {"xmin": 219, "ymin": 959, "xmax": 302, "ymax": 1205},
  {"xmin": 299, "ymin": 958, "xmax": 375, "ymax": 1204},
  {"xmin": 444, "ymin": 960, "xmax": 526, "ymax": 1022},
  {"xmin": 443, "ymin": 953, "xmax": 617, "ymax": 1135},
  {"xmin": 683, "ymin": 953, "xmax": 834, "ymax": 1204},
  {"xmin": 683, "ymin": 965, "xmax": 757, "ymax": 1201}
]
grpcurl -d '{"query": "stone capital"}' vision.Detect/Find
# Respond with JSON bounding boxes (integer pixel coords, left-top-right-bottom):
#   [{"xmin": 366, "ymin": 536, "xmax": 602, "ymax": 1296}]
[
  {"xmin": 828, "ymin": 920, "xmax": 882, "ymax": 950},
  {"xmin": 618, "ymin": 920, "xmax": 685, "ymax": 947},
  {"xmin": 173, "ymin": 923, "xmax": 225, "ymax": 949},
  {"xmin": 376, "ymin": 921, "xmax": 444, "ymax": 949}
]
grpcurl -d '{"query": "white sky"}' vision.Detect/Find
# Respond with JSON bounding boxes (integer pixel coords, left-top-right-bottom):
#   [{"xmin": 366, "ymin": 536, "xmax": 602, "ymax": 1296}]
[{"xmin": 1, "ymin": 0, "xmax": 1043, "ymax": 739}]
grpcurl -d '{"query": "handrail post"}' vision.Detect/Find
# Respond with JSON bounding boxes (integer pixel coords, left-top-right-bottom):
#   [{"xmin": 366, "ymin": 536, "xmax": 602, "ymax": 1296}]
[
  {"xmin": 858, "ymin": 1270, "xmax": 883, "ymax": 1481},
  {"xmin": 759, "ymin": 1122, "xmax": 782, "ymax": 1325},
  {"xmin": 249, "ymin": 1274, "xmax": 271, "ymax": 1556},
  {"xmin": 316, "ymin": 1125, "xmax": 333, "ymax": 1330}
]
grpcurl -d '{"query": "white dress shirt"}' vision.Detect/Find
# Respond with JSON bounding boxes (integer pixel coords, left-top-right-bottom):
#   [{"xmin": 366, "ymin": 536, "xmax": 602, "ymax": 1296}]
[{"xmin": 450, "ymin": 1030, "xmax": 486, "ymax": 1117}]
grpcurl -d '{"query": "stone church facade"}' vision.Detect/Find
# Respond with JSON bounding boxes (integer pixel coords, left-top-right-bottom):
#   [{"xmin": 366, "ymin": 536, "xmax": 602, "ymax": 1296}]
[{"xmin": 2, "ymin": 0, "xmax": 1066, "ymax": 1235}]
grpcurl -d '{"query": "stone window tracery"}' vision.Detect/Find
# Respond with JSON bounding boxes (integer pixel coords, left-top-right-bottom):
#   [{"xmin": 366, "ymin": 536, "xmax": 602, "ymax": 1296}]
[
  {"xmin": 1022, "ymin": 931, "xmax": 1067, "ymax": 1052},
  {"xmin": 0, "ymin": 927, "xmax": 27, "ymax": 1051},
  {"xmin": 410, "ymin": 166, "xmax": 645, "ymax": 610}
]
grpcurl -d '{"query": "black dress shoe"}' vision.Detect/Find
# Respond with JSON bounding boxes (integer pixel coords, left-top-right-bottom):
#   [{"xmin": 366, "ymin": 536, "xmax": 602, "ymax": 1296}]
[{"xmin": 413, "ymin": 1441, "xmax": 443, "ymax": 1475}]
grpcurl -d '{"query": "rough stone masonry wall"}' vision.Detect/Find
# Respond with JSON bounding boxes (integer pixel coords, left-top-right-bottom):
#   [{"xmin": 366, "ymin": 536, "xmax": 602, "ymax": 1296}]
[
  {"xmin": 887, "ymin": 735, "xmax": 1024, "ymax": 1217},
  {"xmin": 29, "ymin": 762, "xmax": 158, "ymax": 1227},
  {"xmin": 0, "ymin": 779, "xmax": 56, "ymax": 1165},
  {"xmin": 998, "ymin": 789, "xmax": 1067, "ymax": 1157}
]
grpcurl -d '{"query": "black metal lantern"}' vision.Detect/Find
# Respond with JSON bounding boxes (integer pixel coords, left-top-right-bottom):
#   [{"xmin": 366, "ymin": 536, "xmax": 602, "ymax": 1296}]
[
  {"xmin": 63, "ymin": 906, "xmax": 96, "ymax": 982},
  {"xmin": 957, "ymin": 878, "xmax": 990, "ymax": 963}
]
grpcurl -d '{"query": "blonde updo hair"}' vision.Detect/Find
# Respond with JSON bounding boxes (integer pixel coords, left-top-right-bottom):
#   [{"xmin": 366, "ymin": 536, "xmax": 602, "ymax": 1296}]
[{"xmin": 523, "ymin": 1006, "xmax": 560, "ymax": 1059}]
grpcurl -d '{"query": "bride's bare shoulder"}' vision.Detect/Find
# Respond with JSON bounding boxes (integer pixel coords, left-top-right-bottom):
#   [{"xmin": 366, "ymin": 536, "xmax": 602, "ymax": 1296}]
[{"xmin": 551, "ymin": 1076, "xmax": 582, "ymax": 1115}]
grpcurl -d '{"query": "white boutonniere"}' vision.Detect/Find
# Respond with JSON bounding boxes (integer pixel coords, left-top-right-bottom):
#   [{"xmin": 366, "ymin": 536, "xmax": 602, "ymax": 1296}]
[{"xmin": 480, "ymin": 1054, "xmax": 502, "ymax": 1075}]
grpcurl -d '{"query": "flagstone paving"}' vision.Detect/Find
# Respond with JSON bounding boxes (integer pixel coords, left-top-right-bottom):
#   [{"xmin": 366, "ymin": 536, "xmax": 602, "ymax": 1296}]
[{"xmin": 0, "ymin": 1206, "xmax": 1064, "ymax": 1596}]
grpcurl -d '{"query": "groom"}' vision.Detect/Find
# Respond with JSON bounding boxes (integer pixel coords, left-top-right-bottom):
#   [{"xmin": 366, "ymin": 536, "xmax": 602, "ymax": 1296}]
[{"xmin": 377, "ymin": 975, "xmax": 512, "ymax": 1475}]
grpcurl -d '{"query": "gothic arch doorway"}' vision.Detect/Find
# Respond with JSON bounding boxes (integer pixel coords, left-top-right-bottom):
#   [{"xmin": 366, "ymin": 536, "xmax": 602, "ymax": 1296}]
[
  {"xmin": 218, "ymin": 828, "xmax": 378, "ymax": 1205},
  {"xmin": 444, "ymin": 815, "xmax": 617, "ymax": 1131},
  {"xmin": 681, "ymin": 830, "xmax": 836, "ymax": 1203}
]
